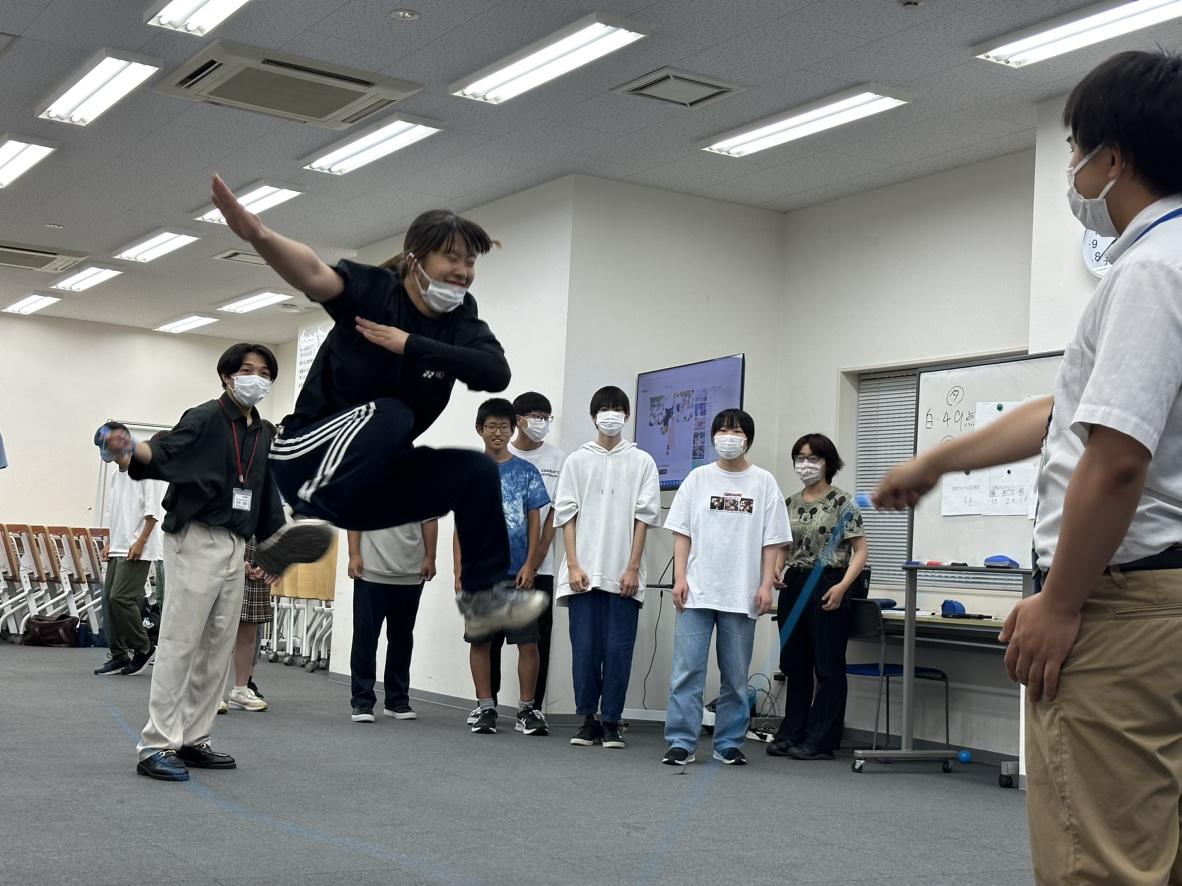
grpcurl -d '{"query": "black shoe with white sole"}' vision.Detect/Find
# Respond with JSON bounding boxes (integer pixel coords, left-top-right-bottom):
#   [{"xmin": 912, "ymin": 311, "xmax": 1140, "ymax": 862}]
[
  {"xmin": 94, "ymin": 656, "xmax": 130, "ymax": 676},
  {"xmin": 471, "ymin": 708, "xmax": 498, "ymax": 734},
  {"xmin": 570, "ymin": 716, "xmax": 602, "ymax": 746},
  {"xmin": 515, "ymin": 707, "xmax": 548, "ymax": 736},
  {"xmin": 602, "ymin": 722, "xmax": 627, "ymax": 749},
  {"xmin": 455, "ymin": 584, "xmax": 548, "ymax": 637},
  {"xmin": 254, "ymin": 520, "xmax": 334, "ymax": 576},
  {"xmin": 662, "ymin": 747, "xmax": 695, "ymax": 766},
  {"xmin": 121, "ymin": 644, "xmax": 156, "ymax": 676},
  {"xmin": 384, "ymin": 706, "xmax": 417, "ymax": 720},
  {"xmin": 351, "ymin": 706, "xmax": 375, "ymax": 723},
  {"xmin": 713, "ymin": 748, "xmax": 747, "ymax": 765}
]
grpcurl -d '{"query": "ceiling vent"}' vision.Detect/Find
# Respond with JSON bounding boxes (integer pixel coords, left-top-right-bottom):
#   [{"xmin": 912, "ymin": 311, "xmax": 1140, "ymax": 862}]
[
  {"xmin": 0, "ymin": 241, "xmax": 88, "ymax": 272},
  {"xmin": 157, "ymin": 40, "xmax": 422, "ymax": 130},
  {"xmin": 213, "ymin": 247, "xmax": 267, "ymax": 266},
  {"xmin": 614, "ymin": 68, "xmax": 741, "ymax": 109}
]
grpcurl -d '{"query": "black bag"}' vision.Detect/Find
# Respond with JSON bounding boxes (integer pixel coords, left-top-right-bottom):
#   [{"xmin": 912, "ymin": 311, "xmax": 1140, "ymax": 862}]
[
  {"xmin": 22, "ymin": 614, "xmax": 79, "ymax": 647},
  {"xmin": 141, "ymin": 600, "xmax": 161, "ymax": 646}
]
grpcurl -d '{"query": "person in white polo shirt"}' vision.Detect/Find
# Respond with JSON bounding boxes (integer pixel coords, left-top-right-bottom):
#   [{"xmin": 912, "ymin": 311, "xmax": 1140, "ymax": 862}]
[
  {"xmin": 94, "ymin": 422, "xmax": 165, "ymax": 677},
  {"xmin": 875, "ymin": 50, "xmax": 1182, "ymax": 885}
]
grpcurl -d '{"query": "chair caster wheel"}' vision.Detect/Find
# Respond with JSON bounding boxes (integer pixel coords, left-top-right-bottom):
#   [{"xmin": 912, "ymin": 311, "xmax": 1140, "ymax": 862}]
[
  {"xmin": 942, "ymin": 760, "xmax": 953, "ymax": 773},
  {"xmin": 267, "ymin": 652, "xmax": 279, "ymax": 663},
  {"xmin": 999, "ymin": 774, "xmax": 1014, "ymax": 789},
  {"xmin": 283, "ymin": 655, "xmax": 294, "ymax": 666},
  {"xmin": 851, "ymin": 760, "xmax": 865, "ymax": 773},
  {"xmin": 304, "ymin": 660, "xmax": 317, "ymax": 672}
]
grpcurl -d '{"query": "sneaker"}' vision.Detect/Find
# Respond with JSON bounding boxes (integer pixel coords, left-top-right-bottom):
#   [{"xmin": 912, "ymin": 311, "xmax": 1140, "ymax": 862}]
[
  {"xmin": 94, "ymin": 656, "xmax": 130, "ymax": 676},
  {"xmin": 515, "ymin": 707, "xmax": 548, "ymax": 736},
  {"xmin": 766, "ymin": 739, "xmax": 797, "ymax": 757},
  {"xmin": 714, "ymin": 748, "xmax": 747, "ymax": 765},
  {"xmin": 228, "ymin": 686, "xmax": 268, "ymax": 712},
  {"xmin": 351, "ymin": 706, "xmax": 375, "ymax": 723},
  {"xmin": 121, "ymin": 645, "xmax": 156, "ymax": 676},
  {"xmin": 465, "ymin": 706, "xmax": 481, "ymax": 726},
  {"xmin": 570, "ymin": 715, "xmax": 602, "ymax": 747},
  {"xmin": 455, "ymin": 583, "xmax": 548, "ymax": 636},
  {"xmin": 384, "ymin": 705, "xmax": 417, "ymax": 720},
  {"xmin": 247, "ymin": 678, "xmax": 264, "ymax": 699},
  {"xmin": 217, "ymin": 700, "xmax": 229, "ymax": 715},
  {"xmin": 662, "ymin": 747, "xmax": 695, "ymax": 766},
  {"xmin": 471, "ymin": 708, "xmax": 498, "ymax": 734},
  {"xmin": 254, "ymin": 519, "xmax": 334, "ymax": 576},
  {"xmin": 786, "ymin": 744, "xmax": 834, "ymax": 761},
  {"xmin": 602, "ymin": 722, "xmax": 627, "ymax": 749}
]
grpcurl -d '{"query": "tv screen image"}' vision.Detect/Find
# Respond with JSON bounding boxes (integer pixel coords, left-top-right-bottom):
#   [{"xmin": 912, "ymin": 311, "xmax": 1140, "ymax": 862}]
[{"xmin": 635, "ymin": 354, "xmax": 745, "ymax": 490}]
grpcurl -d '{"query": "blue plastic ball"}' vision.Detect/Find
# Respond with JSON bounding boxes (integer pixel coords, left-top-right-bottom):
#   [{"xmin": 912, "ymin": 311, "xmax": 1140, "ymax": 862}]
[{"xmin": 958, "ymin": 749, "xmax": 972, "ymax": 764}]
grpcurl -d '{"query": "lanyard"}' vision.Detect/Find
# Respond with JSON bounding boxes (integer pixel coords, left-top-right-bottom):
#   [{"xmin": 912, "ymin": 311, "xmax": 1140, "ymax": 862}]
[
  {"xmin": 217, "ymin": 400, "xmax": 260, "ymax": 484},
  {"xmin": 1131, "ymin": 207, "xmax": 1182, "ymax": 246}
]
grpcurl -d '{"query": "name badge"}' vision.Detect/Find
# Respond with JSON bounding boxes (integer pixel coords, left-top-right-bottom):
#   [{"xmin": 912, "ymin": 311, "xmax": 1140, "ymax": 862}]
[{"xmin": 232, "ymin": 487, "xmax": 253, "ymax": 512}]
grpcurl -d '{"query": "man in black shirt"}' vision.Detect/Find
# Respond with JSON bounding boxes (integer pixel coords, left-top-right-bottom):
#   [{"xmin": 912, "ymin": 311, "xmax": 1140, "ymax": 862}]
[
  {"xmin": 210, "ymin": 176, "xmax": 546, "ymax": 638},
  {"xmin": 98, "ymin": 343, "xmax": 332, "ymax": 782}
]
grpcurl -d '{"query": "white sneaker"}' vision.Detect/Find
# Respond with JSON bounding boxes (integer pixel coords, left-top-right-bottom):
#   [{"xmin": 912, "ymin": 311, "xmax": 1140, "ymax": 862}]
[
  {"xmin": 227, "ymin": 686, "xmax": 268, "ymax": 712},
  {"xmin": 217, "ymin": 700, "xmax": 229, "ymax": 715}
]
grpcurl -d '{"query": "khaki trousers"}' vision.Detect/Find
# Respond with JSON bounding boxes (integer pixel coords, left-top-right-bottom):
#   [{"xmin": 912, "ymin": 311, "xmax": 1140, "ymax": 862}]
[
  {"xmin": 1026, "ymin": 567, "xmax": 1182, "ymax": 885},
  {"xmin": 137, "ymin": 523, "xmax": 244, "ymax": 761}
]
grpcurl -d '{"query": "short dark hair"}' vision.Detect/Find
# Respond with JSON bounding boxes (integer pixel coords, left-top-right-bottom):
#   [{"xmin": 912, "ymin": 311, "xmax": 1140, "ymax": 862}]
[
  {"xmin": 217, "ymin": 343, "xmax": 278, "ymax": 385},
  {"xmin": 1063, "ymin": 50, "xmax": 1182, "ymax": 196},
  {"xmin": 590, "ymin": 386, "xmax": 629, "ymax": 417},
  {"xmin": 476, "ymin": 397, "xmax": 515, "ymax": 428},
  {"xmin": 792, "ymin": 432, "xmax": 844, "ymax": 482},
  {"xmin": 382, "ymin": 209, "xmax": 496, "ymax": 275},
  {"xmin": 102, "ymin": 420, "xmax": 129, "ymax": 435},
  {"xmin": 711, "ymin": 408, "xmax": 755, "ymax": 448},
  {"xmin": 513, "ymin": 392, "xmax": 552, "ymax": 416}
]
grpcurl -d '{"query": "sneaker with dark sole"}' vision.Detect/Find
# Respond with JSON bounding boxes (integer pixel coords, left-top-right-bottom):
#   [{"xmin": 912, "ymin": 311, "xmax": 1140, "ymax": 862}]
[
  {"xmin": 351, "ymin": 706, "xmax": 375, "ymax": 723},
  {"xmin": 247, "ymin": 679, "xmax": 264, "ymax": 699},
  {"xmin": 515, "ymin": 707, "xmax": 548, "ymax": 736},
  {"xmin": 121, "ymin": 644, "xmax": 156, "ymax": 676},
  {"xmin": 602, "ymin": 722, "xmax": 627, "ymax": 749},
  {"xmin": 384, "ymin": 706, "xmax": 417, "ymax": 720},
  {"xmin": 471, "ymin": 708, "xmax": 497, "ymax": 734},
  {"xmin": 456, "ymin": 583, "xmax": 548, "ymax": 637},
  {"xmin": 94, "ymin": 656, "xmax": 130, "ymax": 676},
  {"xmin": 136, "ymin": 749, "xmax": 189, "ymax": 782},
  {"xmin": 714, "ymin": 748, "xmax": 747, "ymax": 765},
  {"xmin": 570, "ymin": 715, "xmax": 603, "ymax": 746},
  {"xmin": 662, "ymin": 747, "xmax": 695, "ymax": 766},
  {"xmin": 254, "ymin": 519, "xmax": 334, "ymax": 576}
]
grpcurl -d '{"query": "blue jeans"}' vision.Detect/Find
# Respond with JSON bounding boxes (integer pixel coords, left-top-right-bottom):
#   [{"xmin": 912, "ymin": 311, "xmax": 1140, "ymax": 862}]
[
  {"xmin": 568, "ymin": 589, "xmax": 641, "ymax": 723},
  {"xmin": 665, "ymin": 607, "xmax": 757, "ymax": 753}
]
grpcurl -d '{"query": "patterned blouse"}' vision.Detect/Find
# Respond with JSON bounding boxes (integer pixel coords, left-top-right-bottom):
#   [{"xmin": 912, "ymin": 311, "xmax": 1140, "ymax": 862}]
[{"xmin": 784, "ymin": 487, "xmax": 865, "ymax": 569}]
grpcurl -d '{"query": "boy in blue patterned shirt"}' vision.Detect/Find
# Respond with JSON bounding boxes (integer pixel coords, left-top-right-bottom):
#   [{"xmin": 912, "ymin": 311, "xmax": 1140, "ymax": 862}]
[{"xmin": 455, "ymin": 398, "xmax": 550, "ymax": 737}]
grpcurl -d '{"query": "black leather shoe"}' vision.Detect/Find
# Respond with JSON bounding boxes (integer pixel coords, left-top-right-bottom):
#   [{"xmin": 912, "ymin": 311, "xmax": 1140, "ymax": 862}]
[
  {"xmin": 766, "ymin": 739, "xmax": 797, "ymax": 757},
  {"xmin": 787, "ymin": 744, "xmax": 835, "ymax": 761},
  {"xmin": 178, "ymin": 743, "xmax": 236, "ymax": 769},
  {"xmin": 136, "ymin": 750, "xmax": 190, "ymax": 781}
]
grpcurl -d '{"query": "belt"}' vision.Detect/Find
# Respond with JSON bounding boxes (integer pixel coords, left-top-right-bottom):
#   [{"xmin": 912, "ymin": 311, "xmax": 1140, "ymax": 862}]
[{"xmin": 1035, "ymin": 545, "xmax": 1182, "ymax": 590}]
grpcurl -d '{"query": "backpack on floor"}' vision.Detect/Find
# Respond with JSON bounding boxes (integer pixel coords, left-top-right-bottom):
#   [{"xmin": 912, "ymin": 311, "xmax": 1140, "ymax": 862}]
[{"xmin": 22, "ymin": 614, "xmax": 79, "ymax": 647}]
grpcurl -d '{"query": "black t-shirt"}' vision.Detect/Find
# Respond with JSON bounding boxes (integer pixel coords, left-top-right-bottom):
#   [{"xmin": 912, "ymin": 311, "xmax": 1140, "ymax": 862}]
[{"xmin": 283, "ymin": 260, "xmax": 511, "ymax": 438}]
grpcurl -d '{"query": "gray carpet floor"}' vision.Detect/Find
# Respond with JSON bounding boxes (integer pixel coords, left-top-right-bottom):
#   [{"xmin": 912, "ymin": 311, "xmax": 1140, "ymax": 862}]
[{"xmin": 1, "ymin": 644, "xmax": 1033, "ymax": 885}]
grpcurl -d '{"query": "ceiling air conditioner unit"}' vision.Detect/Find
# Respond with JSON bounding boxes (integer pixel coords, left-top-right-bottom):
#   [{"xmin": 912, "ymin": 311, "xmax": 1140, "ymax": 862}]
[
  {"xmin": 0, "ymin": 241, "xmax": 88, "ymax": 272},
  {"xmin": 157, "ymin": 40, "xmax": 422, "ymax": 130}
]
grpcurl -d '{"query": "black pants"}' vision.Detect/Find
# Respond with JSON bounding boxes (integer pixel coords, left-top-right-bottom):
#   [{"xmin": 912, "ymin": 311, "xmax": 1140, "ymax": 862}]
[
  {"xmin": 775, "ymin": 566, "xmax": 851, "ymax": 752},
  {"xmin": 271, "ymin": 399, "xmax": 508, "ymax": 590},
  {"xmin": 350, "ymin": 578, "xmax": 424, "ymax": 710},
  {"xmin": 490, "ymin": 574, "xmax": 554, "ymax": 705}
]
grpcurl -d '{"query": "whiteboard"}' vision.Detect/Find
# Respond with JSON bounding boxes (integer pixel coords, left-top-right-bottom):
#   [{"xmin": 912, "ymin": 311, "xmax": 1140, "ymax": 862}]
[{"xmin": 912, "ymin": 355, "xmax": 1061, "ymax": 570}]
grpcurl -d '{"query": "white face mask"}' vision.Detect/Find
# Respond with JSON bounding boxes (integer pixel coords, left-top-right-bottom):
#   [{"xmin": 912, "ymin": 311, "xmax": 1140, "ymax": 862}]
[
  {"xmin": 713, "ymin": 434, "xmax": 747, "ymax": 459},
  {"xmin": 415, "ymin": 264, "xmax": 467, "ymax": 313},
  {"xmin": 795, "ymin": 461, "xmax": 823, "ymax": 487},
  {"xmin": 596, "ymin": 411, "xmax": 626, "ymax": 437},
  {"xmin": 522, "ymin": 417, "xmax": 551, "ymax": 443},
  {"xmin": 232, "ymin": 374, "xmax": 271, "ymax": 408},
  {"xmin": 1067, "ymin": 145, "xmax": 1118, "ymax": 237}
]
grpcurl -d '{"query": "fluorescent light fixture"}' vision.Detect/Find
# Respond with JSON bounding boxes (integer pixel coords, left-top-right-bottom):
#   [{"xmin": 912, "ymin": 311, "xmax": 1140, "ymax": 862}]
[
  {"xmin": 146, "ymin": 0, "xmax": 254, "ymax": 36},
  {"xmin": 4, "ymin": 293, "xmax": 60, "ymax": 315},
  {"xmin": 156, "ymin": 315, "xmax": 218, "ymax": 334},
  {"xmin": 304, "ymin": 114, "xmax": 442, "ymax": 175},
  {"xmin": 51, "ymin": 265, "xmax": 123, "ymax": 292},
  {"xmin": 703, "ymin": 88, "xmax": 907, "ymax": 157},
  {"xmin": 451, "ymin": 13, "xmax": 646, "ymax": 104},
  {"xmin": 196, "ymin": 182, "xmax": 302, "ymax": 224},
  {"xmin": 0, "ymin": 135, "xmax": 55, "ymax": 188},
  {"xmin": 219, "ymin": 291, "xmax": 292, "ymax": 313},
  {"xmin": 115, "ymin": 230, "xmax": 200, "ymax": 263},
  {"xmin": 976, "ymin": 0, "xmax": 1182, "ymax": 67},
  {"xmin": 38, "ymin": 51, "xmax": 160, "ymax": 126}
]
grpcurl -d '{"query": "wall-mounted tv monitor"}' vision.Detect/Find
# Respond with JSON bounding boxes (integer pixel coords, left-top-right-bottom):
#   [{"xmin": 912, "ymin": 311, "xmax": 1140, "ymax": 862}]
[{"xmin": 635, "ymin": 354, "xmax": 745, "ymax": 491}]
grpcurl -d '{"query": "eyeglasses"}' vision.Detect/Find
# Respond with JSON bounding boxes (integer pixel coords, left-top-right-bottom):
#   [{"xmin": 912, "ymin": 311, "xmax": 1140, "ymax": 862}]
[
  {"xmin": 525, "ymin": 414, "xmax": 553, "ymax": 424},
  {"xmin": 483, "ymin": 424, "xmax": 512, "ymax": 434},
  {"xmin": 794, "ymin": 456, "xmax": 823, "ymax": 466}
]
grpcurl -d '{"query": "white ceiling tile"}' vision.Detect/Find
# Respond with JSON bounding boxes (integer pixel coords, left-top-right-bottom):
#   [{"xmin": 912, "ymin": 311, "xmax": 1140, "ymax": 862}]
[
  {"xmin": 201, "ymin": 0, "xmax": 352, "ymax": 48},
  {"xmin": 20, "ymin": 0, "xmax": 158, "ymax": 51},
  {"xmin": 724, "ymin": 150, "xmax": 892, "ymax": 202},
  {"xmin": 544, "ymin": 90, "xmax": 685, "ymax": 136},
  {"xmin": 794, "ymin": 0, "xmax": 978, "ymax": 40},
  {"xmin": 0, "ymin": 2, "xmax": 41, "ymax": 33},
  {"xmin": 634, "ymin": 0, "xmax": 814, "ymax": 43},
  {"xmin": 839, "ymin": 110, "xmax": 1031, "ymax": 166}
]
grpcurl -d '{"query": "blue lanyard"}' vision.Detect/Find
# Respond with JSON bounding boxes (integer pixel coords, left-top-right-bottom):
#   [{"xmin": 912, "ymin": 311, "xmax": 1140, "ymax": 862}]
[{"xmin": 1131, "ymin": 207, "xmax": 1182, "ymax": 246}]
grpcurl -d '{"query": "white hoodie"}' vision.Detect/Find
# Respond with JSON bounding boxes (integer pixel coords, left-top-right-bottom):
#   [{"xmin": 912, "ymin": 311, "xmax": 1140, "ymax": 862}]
[{"xmin": 553, "ymin": 439, "xmax": 661, "ymax": 604}]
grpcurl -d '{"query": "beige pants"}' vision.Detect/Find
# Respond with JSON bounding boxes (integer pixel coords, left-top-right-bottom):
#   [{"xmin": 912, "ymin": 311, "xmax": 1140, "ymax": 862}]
[
  {"xmin": 137, "ymin": 523, "xmax": 245, "ymax": 761},
  {"xmin": 1026, "ymin": 567, "xmax": 1182, "ymax": 885}
]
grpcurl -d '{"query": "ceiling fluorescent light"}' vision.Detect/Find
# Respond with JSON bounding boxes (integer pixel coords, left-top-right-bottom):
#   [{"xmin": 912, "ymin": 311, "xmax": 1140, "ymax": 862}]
[
  {"xmin": 157, "ymin": 315, "xmax": 218, "ymax": 334},
  {"xmin": 147, "ymin": 0, "xmax": 254, "ymax": 36},
  {"xmin": 38, "ymin": 51, "xmax": 160, "ymax": 126},
  {"xmin": 196, "ymin": 182, "xmax": 302, "ymax": 224},
  {"xmin": 51, "ymin": 265, "xmax": 123, "ymax": 292},
  {"xmin": 0, "ymin": 135, "xmax": 56, "ymax": 188},
  {"xmin": 451, "ymin": 13, "xmax": 646, "ymax": 104},
  {"xmin": 115, "ymin": 230, "xmax": 199, "ymax": 263},
  {"xmin": 976, "ymin": 0, "xmax": 1182, "ymax": 67},
  {"xmin": 304, "ymin": 114, "xmax": 442, "ymax": 175},
  {"xmin": 703, "ymin": 88, "xmax": 907, "ymax": 158},
  {"xmin": 219, "ymin": 291, "xmax": 292, "ymax": 313},
  {"xmin": 4, "ymin": 293, "xmax": 60, "ymax": 315}
]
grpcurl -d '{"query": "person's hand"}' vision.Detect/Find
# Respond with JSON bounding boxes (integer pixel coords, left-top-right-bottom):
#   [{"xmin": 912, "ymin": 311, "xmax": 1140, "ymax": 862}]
[
  {"xmin": 421, "ymin": 557, "xmax": 437, "ymax": 581},
  {"xmin": 873, "ymin": 453, "xmax": 942, "ymax": 510},
  {"xmin": 347, "ymin": 552, "xmax": 364, "ymax": 580},
  {"xmin": 355, "ymin": 317, "xmax": 409, "ymax": 354},
  {"xmin": 454, "ymin": 576, "xmax": 463, "ymax": 594},
  {"xmin": 100, "ymin": 546, "xmax": 109, "ymax": 563},
  {"xmin": 755, "ymin": 583, "xmax": 773, "ymax": 615},
  {"xmin": 126, "ymin": 539, "xmax": 145, "ymax": 562},
  {"xmin": 260, "ymin": 570, "xmax": 280, "ymax": 586},
  {"xmin": 820, "ymin": 581, "xmax": 848, "ymax": 612},
  {"xmin": 998, "ymin": 594, "xmax": 1082, "ymax": 702},
  {"xmin": 246, "ymin": 564, "xmax": 266, "ymax": 581},
  {"xmin": 516, "ymin": 564, "xmax": 536, "ymax": 590},
  {"xmin": 672, "ymin": 578, "xmax": 689, "ymax": 613},
  {"xmin": 568, "ymin": 565, "xmax": 590, "ymax": 593},
  {"xmin": 211, "ymin": 174, "xmax": 265, "ymax": 243},
  {"xmin": 619, "ymin": 566, "xmax": 640, "ymax": 599},
  {"xmin": 95, "ymin": 425, "xmax": 133, "ymax": 463}
]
